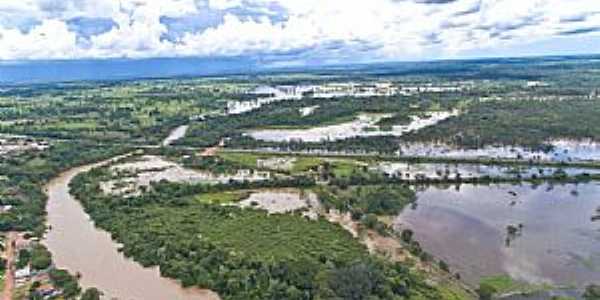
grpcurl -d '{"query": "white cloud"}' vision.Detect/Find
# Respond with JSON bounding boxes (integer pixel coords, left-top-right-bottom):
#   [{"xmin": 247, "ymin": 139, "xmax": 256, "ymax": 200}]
[
  {"xmin": 0, "ymin": 0, "xmax": 599, "ymax": 61},
  {"xmin": 208, "ymin": 0, "xmax": 243, "ymax": 10}
]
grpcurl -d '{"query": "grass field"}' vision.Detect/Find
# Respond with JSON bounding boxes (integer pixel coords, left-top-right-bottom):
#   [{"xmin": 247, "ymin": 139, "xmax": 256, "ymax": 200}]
[{"xmin": 193, "ymin": 191, "xmax": 250, "ymax": 204}]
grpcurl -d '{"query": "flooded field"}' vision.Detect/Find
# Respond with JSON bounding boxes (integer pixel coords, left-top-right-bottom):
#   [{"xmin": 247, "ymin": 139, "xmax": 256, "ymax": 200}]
[
  {"xmin": 394, "ymin": 183, "xmax": 600, "ymax": 287},
  {"xmin": 247, "ymin": 111, "xmax": 458, "ymax": 142},
  {"xmin": 398, "ymin": 139, "xmax": 600, "ymax": 162},
  {"xmin": 102, "ymin": 155, "xmax": 270, "ymax": 196},
  {"xmin": 226, "ymin": 83, "xmax": 399, "ymax": 115},
  {"xmin": 375, "ymin": 162, "xmax": 600, "ymax": 181},
  {"xmin": 226, "ymin": 87, "xmax": 302, "ymax": 115}
]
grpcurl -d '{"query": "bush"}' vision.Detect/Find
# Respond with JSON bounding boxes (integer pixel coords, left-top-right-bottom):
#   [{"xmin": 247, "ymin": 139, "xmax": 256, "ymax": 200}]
[
  {"xmin": 81, "ymin": 288, "xmax": 102, "ymax": 300},
  {"xmin": 477, "ymin": 282, "xmax": 497, "ymax": 300},
  {"xmin": 30, "ymin": 244, "xmax": 52, "ymax": 270},
  {"xmin": 49, "ymin": 269, "xmax": 81, "ymax": 298},
  {"xmin": 16, "ymin": 249, "xmax": 31, "ymax": 269},
  {"xmin": 401, "ymin": 229, "xmax": 413, "ymax": 243},
  {"xmin": 439, "ymin": 260, "xmax": 450, "ymax": 273},
  {"xmin": 584, "ymin": 285, "xmax": 600, "ymax": 300},
  {"xmin": 361, "ymin": 214, "xmax": 379, "ymax": 229}
]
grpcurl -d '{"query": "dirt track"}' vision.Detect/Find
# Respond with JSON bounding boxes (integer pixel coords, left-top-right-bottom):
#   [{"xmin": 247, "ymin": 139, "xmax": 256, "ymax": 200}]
[{"xmin": 2, "ymin": 232, "xmax": 16, "ymax": 300}]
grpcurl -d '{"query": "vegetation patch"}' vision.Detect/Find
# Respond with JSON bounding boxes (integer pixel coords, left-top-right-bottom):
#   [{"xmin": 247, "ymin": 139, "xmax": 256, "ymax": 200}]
[
  {"xmin": 404, "ymin": 99, "xmax": 600, "ymax": 149},
  {"xmin": 194, "ymin": 191, "xmax": 250, "ymax": 204},
  {"xmin": 477, "ymin": 275, "xmax": 553, "ymax": 299},
  {"xmin": 69, "ymin": 166, "xmax": 459, "ymax": 299}
]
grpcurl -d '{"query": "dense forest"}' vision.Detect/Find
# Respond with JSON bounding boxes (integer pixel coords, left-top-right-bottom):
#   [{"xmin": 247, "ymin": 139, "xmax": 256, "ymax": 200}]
[
  {"xmin": 0, "ymin": 141, "xmax": 127, "ymax": 235},
  {"xmin": 404, "ymin": 98, "xmax": 600, "ymax": 148}
]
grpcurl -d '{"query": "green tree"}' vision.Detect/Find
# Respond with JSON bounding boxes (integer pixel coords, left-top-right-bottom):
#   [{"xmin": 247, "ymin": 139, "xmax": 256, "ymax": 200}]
[
  {"xmin": 30, "ymin": 244, "xmax": 52, "ymax": 270},
  {"xmin": 584, "ymin": 284, "xmax": 600, "ymax": 300},
  {"xmin": 400, "ymin": 229, "xmax": 413, "ymax": 243},
  {"xmin": 477, "ymin": 282, "xmax": 497, "ymax": 300},
  {"xmin": 325, "ymin": 262, "xmax": 385, "ymax": 300},
  {"xmin": 81, "ymin": 288, "xmax": 102, "ymax": 300}
]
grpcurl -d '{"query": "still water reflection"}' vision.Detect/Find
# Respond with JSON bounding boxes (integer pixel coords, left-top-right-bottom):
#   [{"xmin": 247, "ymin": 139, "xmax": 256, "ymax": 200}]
[{"xmin": 395, "ymin": 183, "xmax": 600, "ymax": 287}]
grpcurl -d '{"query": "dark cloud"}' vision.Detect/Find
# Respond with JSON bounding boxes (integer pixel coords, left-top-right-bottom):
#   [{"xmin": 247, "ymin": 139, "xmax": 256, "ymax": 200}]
[
  {"xmin": 560, "ymin": 26, "xmax": 600, "ymax": 36},
  {"xmin": 37, "ymin": 0, "xmax": 69, "ymax": 14},
  {"xmin": 440, "ymin": 20, "xmax": 469, "ymax": 29},
  {"xmin": 453, "ymin": 0, "xmax": 481, "ymax": 16},
  {"xmin": 559, "ymin": 14, "xmax": 587, "ymax": 23},
  {"xmin": 0, "ymin": 13, "xmax": 40, "ymax": 33},
  {"xmin": 392, "ymin": 0, "xmax": 457, "ymax": 4},
  {"xmin": 160, "ymin": 1, "xmax": 288, "ymax": 42},
  {"xmin": 37, "ymin": 0, "xmax": 87, "ymax": 18},
  {"xmin": 475, "ymin": 14, "xmax": 542, "ymax": 40},
  {"xmin": 66, "ymin": 17, "xmax": 116, "ymax": 37},
  {"xmin": 414, "ymin": 0, "xmax": 457, "ymax": 3},
  {"xmin": 424, "ymin": 32, "xmax": 442, "ymax": 44},
  {"xmin": 160, "ymin": 12, "xmax": 224, "ymax": 42}
]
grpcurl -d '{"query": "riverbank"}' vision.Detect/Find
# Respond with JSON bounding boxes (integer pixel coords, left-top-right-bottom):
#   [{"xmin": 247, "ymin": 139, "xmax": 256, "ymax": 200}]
[{"xmin": 43, "ymin": 156, "xmax": 219, "ymax": 300}]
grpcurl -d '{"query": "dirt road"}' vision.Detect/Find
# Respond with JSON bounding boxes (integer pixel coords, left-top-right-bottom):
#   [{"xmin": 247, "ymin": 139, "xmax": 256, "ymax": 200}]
[{"xmin": 2, "ymin": 232, "xmax": 16, "ymax": 300}]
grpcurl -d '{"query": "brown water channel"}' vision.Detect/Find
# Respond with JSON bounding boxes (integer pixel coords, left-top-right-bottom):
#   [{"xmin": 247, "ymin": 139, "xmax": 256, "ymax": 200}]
[{"xmin": 43, "ymin": 159, "xmax": 220, "ymax": 300}]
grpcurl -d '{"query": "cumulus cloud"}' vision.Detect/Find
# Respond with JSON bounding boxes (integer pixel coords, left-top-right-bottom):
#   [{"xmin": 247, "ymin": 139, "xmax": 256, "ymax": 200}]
[{"xmin": 0, "ymin": 0, "xmax": 599, "ymax": 62}]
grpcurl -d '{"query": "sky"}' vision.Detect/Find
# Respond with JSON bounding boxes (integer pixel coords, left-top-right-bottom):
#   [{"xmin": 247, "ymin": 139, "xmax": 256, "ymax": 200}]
[{"xmin": 0, "ymin": 0, "xmax": 600, "ymax": 66}]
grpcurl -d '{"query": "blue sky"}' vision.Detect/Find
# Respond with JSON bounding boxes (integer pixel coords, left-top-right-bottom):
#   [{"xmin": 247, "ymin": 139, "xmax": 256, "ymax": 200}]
[{"xmin": 0, "ymin": 0, "xmax": 599, "ymax": 66}]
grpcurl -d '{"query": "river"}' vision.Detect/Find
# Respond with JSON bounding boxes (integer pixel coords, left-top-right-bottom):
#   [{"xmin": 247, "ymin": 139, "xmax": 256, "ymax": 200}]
[{"xmin": 43, "ymin": 158, "xmax": 220, "ymax": 300}]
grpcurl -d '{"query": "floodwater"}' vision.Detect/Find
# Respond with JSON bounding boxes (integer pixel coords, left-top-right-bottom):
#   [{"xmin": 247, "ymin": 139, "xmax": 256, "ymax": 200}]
[
  {"xmin": 394, "ymin": 183, "xmax": 600, "ymax": 287},
  {"xmin": 398, "ymin": 139, "xmax": 600, "ymax": 162},
  {"xmin": 375, "ymin": 162, "xmax": 600, "ymax": 180},
  {"xmin": 44, "ymin": 160, "xmax": 220, "ymax": 300},
  {"xmin": 226, "ymin": 89, "xmax": 302, "ymax": 115},
  {"xmin": 162, "ymin": 125, "xmax": 189, "ymax": 146},
  {"xmin": 247, "ymin": 111, "xmax": 458, "ymax": 142}
]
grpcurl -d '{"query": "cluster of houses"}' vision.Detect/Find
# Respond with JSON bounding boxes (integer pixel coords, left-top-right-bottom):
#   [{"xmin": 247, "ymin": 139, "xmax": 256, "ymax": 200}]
[
  {"xmin": 0, "ymin": 136, "xmax": 49, "ymax": 155},
  {"xmin": 12, "ymin": 235, "xmax": 62, "ymax": 299}
]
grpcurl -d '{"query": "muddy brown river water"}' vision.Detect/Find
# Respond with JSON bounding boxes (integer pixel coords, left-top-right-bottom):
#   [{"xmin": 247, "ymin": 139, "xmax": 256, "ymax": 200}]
[{"xmin": 43, "ymin": 159, "xmax": 219, "ymax": 300}]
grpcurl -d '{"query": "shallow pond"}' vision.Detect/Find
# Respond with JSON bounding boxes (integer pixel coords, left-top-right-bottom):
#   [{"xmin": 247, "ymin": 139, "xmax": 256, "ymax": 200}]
[{"xmin": 394, "ymin": 183, "xmax": 600, "ymax": 287}]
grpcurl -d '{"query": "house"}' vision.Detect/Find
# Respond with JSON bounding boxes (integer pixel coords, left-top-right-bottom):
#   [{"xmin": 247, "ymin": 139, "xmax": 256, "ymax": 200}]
[
  {"xmin": 15, "ymin": 265, "xmax": 31, "ymax": 279},
  {"xmin": 0, "ymin": 205, "xmax": 13, "ymax": 213}
]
